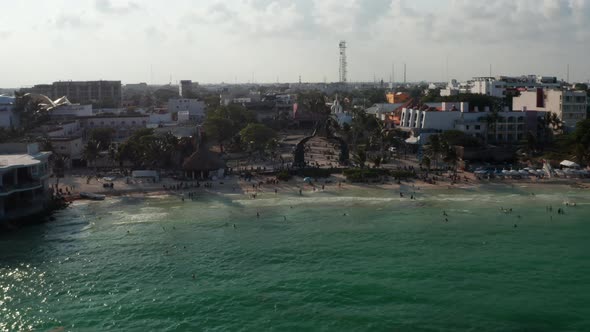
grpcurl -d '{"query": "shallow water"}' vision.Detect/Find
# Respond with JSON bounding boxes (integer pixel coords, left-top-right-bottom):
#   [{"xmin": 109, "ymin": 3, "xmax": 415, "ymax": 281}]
[{"xmin": 1, "ymin": 186, "xmax": 590, "ymax": 331}]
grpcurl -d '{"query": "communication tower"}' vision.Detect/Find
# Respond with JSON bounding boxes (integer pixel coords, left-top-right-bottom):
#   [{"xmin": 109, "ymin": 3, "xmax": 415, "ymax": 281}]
[{"xmin": 339, "ymin": 41, "xmax": 348, "ymax": 83}]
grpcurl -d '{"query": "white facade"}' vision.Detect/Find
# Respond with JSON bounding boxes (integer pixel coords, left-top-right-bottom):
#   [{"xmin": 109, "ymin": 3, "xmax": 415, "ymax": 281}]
[
  {"xmin": 149, "ymin": 112, "xmax": 173, "ymax": 125},
  {"xmin": 168, "ymin": 98, "xmax": 206, "ymax": 122},
  {"xmin": 51, "ymin": 104, "xmax": 93, "ymax": 117},
  {"xmin": 0, "ymin": 95, "xmax": 19, "ymax": 129},
  {"xmin": 400, "ymin": 102, "xmax": 537, "ymax": 144},
  {"xmin": 513, "ymin": 89, "xmax": 587, "ymax": 130},
  {"xmin": 50, "ymin": 137, "xmax": 83, "ymax": 163},
  {"xmin": 0, "ymin": 143, "xmax": 52, "ymax": 221},
  {"xmin": 80, "ymin": 115, "xmax": 149, "ymax": 140},
  {"xmin": 442, "ymin": 75, "xmax": 561, "ymax": 98}
]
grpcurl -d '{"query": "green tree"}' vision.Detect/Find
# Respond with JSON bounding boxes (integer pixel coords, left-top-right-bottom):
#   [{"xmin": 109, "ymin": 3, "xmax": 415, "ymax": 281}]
[
  {"xmin": 83, "ymin": 140, "xmax": 101, "ymax": 167},
  {"xmin": 570, "ymin": 119, "xmax": 590, "ymax": 164},
  {"xmin": 203, "ymin": 116, "xmax": 234, "ymax": 152},
  {"xmin": 239, "ymin": 123, "xmax": 277, "ymax": 152},
  {"xmin": 424, "ymin": 134, "xmax": 442, "ymax": 169},
  {"xmin": 89, "ymin": 128, "xmax": 115, "ymax": 149}
]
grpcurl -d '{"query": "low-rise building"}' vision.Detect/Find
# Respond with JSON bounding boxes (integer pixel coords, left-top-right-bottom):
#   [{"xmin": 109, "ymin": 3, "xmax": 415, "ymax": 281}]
[
  {"xmin": 512, "ymin": 88, "xmax": 587, "ymax": 131},
  {"xmin": 442, "ymin": 75, "xmax": 561, "ymax": 98},
  {"xmin": 0, "ymin": 143, "xmax": 52, "ymax": 222},
  {"xmin": 168, "ymin": 98, "xmax": 206, "ymax": 122},
  {"xmin": 50, "ymin": 104, "xmax": 93, "ymax": 118},
  {"xmin": 400, "ymin": 102, "xmax": 543, "ymax": 144},
  {"xmin": 49, "ymin": 137, "xmax": 84, "ymax": 168},
  {"xmin": 78, "ymin": 115, "xmax": 149, "ymax": 140},
  {"xmin": 0, "ymin": 95, "xmax": 19, "ymax": 129}
]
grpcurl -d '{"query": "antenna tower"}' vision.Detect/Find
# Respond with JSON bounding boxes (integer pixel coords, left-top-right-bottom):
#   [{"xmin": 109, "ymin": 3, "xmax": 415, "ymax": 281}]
[{"xmin": 339, "ymin": 41, "xmax": 348, "ymax": 83}]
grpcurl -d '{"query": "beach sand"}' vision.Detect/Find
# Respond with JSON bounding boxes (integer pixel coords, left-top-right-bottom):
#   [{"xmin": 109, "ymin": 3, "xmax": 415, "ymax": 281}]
[{"xmin": 53, "ymin": 170, "xmax": 589, "ymax": 203}]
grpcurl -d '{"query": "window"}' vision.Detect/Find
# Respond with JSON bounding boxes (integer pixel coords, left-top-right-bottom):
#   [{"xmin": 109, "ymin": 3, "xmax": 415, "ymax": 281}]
[
  {"xmin": 466, "ymin": 125, "xmax": 470, "ymax": 130},
  {"xmin": 475, "ymin": 125, "xmax": 481, "ymax": 130}
]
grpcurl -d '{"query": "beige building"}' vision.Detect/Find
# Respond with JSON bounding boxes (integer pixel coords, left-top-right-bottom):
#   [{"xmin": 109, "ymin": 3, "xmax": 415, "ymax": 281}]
[
  {"xmin": 23, "ymin": 81, "xmax": 122, "ymax": 107},
  {"xmin": 49, "ymin": 137, "xmax": 84, "ymax": 168},
  {"xmin": 513, "ymin": 89, "xmax": 587, "ymax": 130}
]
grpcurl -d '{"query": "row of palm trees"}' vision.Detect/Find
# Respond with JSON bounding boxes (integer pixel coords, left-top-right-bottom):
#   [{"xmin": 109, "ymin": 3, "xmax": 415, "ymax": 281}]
[
  {"xmin": 83, "ymin": 130, "xmax": 195, "ymax": 170},
  {"xmin": 422, "ymin": 134, "xmax": 459, "ymax": 172}
]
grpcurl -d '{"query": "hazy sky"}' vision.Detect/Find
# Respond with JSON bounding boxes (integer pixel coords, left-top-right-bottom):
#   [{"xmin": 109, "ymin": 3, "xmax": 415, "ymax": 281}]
[{"xmin": 1, "ymin": 0, "xmax": 589, "ymax": 87}]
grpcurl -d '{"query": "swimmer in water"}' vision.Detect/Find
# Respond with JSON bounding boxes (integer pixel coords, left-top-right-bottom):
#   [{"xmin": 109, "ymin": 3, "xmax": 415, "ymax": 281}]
[
  {"xmin": 256, "ymin": 212, "xmax": 260, "ymax": 218},
  {"xmin": 445, "ymin": 218, "xmax": 449, "ymax": 222},
  {"xmin": 233, "ymin": 224, "xmax": 236, "ymax": 228},
  {"xmin": 192, "ymin": 274, "xmax": 195, "ymax": 279},
  {"xmin": 443, "ymin": 211, "xmax": 448, "ymax": 216},
  {"xmin": 283, "ymin": 216, "xmax": 287, "ymax": 221}
]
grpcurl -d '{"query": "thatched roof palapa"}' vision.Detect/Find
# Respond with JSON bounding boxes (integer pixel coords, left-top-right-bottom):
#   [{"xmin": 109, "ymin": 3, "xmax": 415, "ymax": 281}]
[{"xmin": 182, "ymin": 147, "xmax": 226, "ymax": 171}]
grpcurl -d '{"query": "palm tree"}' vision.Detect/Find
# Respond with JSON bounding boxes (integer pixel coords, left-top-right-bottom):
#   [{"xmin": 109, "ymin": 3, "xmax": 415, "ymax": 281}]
[
  {"xmin": 352, "ymin": 148, "xmax": 367, "ymax": 181},
  {"xmin": 546, "ymin": 112, "xmax": 563, "ymax": 134},
  {"xmin": 443, "ymin": 143, "xmax": 459, "ymax": 175},
  {"xmin": 424, "ymin": 134, "xmax": 442, "ymax": 169},
  {"xmin": 83, "ymin": 140, "xmax": 101, "ymax": 168}
]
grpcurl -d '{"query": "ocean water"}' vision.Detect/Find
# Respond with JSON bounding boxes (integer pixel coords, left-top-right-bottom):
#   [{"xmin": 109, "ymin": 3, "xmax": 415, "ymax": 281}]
[{"xmin": 1, "ymin": 185, "xmax": 590, "ymax": 331}]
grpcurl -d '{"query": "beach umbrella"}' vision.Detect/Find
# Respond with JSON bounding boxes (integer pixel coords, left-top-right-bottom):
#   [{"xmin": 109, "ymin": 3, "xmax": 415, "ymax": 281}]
[{"xmin": 303, "ymin": 177, "xmax": 313, "ymax": 183}]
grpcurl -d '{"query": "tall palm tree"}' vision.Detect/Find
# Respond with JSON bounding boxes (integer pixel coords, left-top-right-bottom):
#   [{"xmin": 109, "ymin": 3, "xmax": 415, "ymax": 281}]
[
  {"xmin": 352, "ymin": 148, "xmax": 367, "ymax": 181},
  {"xmin": 424, "ymin": 134, "xmax": 442, "ymax": 169},
  {"xmin": 83, "ymin": 140, "xmax": 101, "ymax": 168}
]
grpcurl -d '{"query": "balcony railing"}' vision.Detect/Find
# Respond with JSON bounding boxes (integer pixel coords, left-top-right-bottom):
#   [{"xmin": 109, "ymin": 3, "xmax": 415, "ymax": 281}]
[{"xmin": 0, "ymin": 182, "xmax": 43, "ymax": 195}]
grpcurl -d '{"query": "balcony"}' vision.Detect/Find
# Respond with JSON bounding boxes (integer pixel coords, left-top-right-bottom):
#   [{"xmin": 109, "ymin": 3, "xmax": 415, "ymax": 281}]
[{"xmin": 0, "ymin": 182, "xmax": 43, "ymax": 197}]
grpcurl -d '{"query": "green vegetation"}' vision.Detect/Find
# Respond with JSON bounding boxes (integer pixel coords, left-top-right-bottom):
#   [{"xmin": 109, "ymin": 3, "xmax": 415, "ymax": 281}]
[
  {"xmin": 88, "ymin": 128, "xmax": 114, "ymax": 149},
  {"xmin": 239, "ymin": 123, "xmax": 277, "ymax": 152}
]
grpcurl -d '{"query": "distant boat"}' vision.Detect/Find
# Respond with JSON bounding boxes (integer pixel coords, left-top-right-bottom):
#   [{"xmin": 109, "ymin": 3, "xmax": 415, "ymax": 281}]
[{"xmin": 80, "ymin": 192, "xmax": 106, "ymax": 201}]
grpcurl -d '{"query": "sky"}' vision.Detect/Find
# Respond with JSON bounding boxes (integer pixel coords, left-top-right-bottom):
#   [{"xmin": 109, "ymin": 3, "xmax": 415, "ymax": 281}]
[{"xmin": 0, "ymin": 0, "xmax": 589, "ymax": 87}]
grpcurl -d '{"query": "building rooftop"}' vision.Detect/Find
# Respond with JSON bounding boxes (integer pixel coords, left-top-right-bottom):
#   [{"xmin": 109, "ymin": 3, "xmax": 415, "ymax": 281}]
[{"xmin": 0, "ymin": 152, "xmax": 51, "ymax": 170}]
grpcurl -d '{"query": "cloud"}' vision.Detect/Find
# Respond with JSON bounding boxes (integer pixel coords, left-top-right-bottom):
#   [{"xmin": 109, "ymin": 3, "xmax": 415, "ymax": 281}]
[
  {"xmin": 0, "ymin": 30, "xmax": 11, "ymax": 39},
  {"xmin": 370, "ymin": 0, "xmax": 590, "ymax": 46},
  {"xmin": 95, "ymin": 0, "xmax": 141, "ymax": 15},
  {"xmin": 54, "ymin": 14, "xmax": 101, "ymax": 30},
  {"xmin": 184, "ymin": 0, "xmax": 304, "ymax": 37},
  {"xmin": 312, "ymin": 0, "xmax": 361, "ymax": 33}
]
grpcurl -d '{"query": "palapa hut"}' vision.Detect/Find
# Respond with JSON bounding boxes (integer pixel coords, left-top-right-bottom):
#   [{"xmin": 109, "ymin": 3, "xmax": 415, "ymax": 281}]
[{"xmin": 182, "ymin": 147, "xmax": 226, "ymax": 180}]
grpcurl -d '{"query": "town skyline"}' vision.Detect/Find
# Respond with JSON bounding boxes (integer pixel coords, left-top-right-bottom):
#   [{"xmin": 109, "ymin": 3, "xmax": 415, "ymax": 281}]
[{"xmin": 1, "ymin": 0, "xmax": 590, "ymax": 87}]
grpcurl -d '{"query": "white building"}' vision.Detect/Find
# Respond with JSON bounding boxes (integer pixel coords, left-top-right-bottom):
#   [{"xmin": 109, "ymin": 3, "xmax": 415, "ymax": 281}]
[
  {"xmin": 0, "ymin": 95, "xmax": 19, "ymax": 129},
  {"xmin": 442, "ymin": 75, "xmax": 561, "ymax": 98},
  {"xmin": 79, "ymin": 115, "xmax": 149, "ymax": 140},
  {"xmin": 512, "ymin": 89, "xmax": 587, "ymax": 130},
  {"xmin": 49, "ymin": 136, "xmax": 84, "ymax": 168},
  {"xmin": 168, "ymin": 98, "xmax": 206, "ymax": 122},
  {"xmin": 50, "ymin": 104, "xmax": 93, "ymax": 118},
  {"xmin": 400, "ymin": 102, "xmax": 541, "ymax": 144},
  {"xmin": 0, "ymin": 143, "xmax": 52, "ymax": 222}
]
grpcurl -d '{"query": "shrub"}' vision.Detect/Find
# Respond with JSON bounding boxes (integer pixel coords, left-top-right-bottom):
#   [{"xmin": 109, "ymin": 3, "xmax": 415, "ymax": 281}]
[{"xmin": 277, "ymin": 170, "xmax": 292, "ymax": 181}]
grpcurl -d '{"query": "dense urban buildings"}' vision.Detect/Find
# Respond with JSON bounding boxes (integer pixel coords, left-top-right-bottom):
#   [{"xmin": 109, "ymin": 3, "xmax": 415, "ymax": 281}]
[{"xmin": 22, "ymin": 80, "xmax": 122, "ymax": 107}]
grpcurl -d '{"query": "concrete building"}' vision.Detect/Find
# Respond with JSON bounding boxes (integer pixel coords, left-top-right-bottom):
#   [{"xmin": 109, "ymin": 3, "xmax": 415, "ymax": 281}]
[
  {"xmin": 0, "ymin": 143, "xmax": 52, "ymax": 222},
  {"xmin": 49, "ymin": 137, "xmax": 84, "ymax": 168},
  {"xmin": 385, "ymin": 92, "xmax": 411, "ymax": 104},
  {"xmin": 78, "ymin": 115, "xmax": 149, "ymax": 140},
  {"xmin": 513, "ymin": 89, "xmax": 587, "ymax": 130},
  {"xmin": 23, "ymin": 81, "xmax": 122, "ymax": 107},
  {"xmin": 168, "ymin": 98, "xmax": 206, "ymax": 122},
  {"xmin": 0, "ymin": 95, "xmax": 19, "ymax": 129},
  {"xmin": 442, "ymin": 75, "xmax": 561, "ymax": 98},
  {"xmin": 179, "ymin": 80, "xmax": 198, "ymax": 98},
  {"xmin": 50, "ymin": 104, "xmax": 93, "ymax": 118},
  {"xmin": 400, "ymin": 102, "xmax": 542, "ymax": 144}
]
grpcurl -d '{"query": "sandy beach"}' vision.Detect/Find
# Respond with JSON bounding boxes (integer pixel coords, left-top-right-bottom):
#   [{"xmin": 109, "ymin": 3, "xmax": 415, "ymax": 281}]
[{"xmin": 52, "ymin": 169, "xmax": 590, "ymax": 204}]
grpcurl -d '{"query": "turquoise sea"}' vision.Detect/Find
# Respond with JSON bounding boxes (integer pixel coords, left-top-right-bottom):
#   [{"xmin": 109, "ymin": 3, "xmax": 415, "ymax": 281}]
[{"xmin": 1, "ymin": 185, "xmax": 590, "ymax": 331}]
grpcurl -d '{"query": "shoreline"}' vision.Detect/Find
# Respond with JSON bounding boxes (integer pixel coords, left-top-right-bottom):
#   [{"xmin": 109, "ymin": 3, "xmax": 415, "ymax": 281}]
[{"xmin": 55, "ymin": 173, "xmax": 590, "ymax": 204}]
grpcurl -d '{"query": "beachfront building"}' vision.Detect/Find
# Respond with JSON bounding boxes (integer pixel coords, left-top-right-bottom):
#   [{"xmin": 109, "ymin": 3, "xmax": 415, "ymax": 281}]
[
  {"xmin": 0, "ymin": 95, "xmax": 19, "ymax": 129},
  {"xmin": 49, "ymin": 137, "xmax": 84, "ymax": 168},
  {"xmin": 512, "ymin": 89, "xmax": 587, "ymax": 131},
  {"xmin": 400, "ymin": 102, "xmax": 542, "ymax": 144},
  {"xmin": 0, "ymin": 143, "xmax": 52, "ymax": 222}
]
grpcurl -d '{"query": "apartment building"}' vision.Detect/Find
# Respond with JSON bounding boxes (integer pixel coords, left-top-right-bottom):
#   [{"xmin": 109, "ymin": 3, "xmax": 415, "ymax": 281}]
[{"xmin": 513, "ymin": 89, "xmax": 587, "ymax": 130}]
